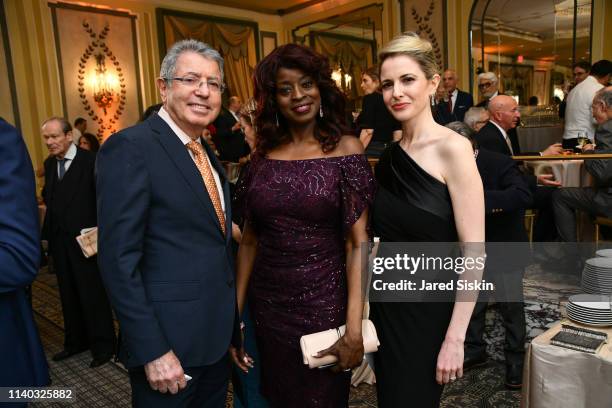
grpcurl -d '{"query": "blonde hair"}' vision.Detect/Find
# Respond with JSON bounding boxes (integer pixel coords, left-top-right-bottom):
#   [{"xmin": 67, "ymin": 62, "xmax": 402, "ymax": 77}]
[{"xmin": 378, "ymin": 32, "xmax": 439, "ymax": 79}]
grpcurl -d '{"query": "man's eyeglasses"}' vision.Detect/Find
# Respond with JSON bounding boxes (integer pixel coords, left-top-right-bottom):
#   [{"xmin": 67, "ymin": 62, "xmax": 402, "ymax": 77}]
[
  {"xmin": 167, "ymin": 76, "xmax": 226, "ymax": 93},
  {"xmin": 478, "ymin": 82, "xmax": 493, "ymax": 89}
]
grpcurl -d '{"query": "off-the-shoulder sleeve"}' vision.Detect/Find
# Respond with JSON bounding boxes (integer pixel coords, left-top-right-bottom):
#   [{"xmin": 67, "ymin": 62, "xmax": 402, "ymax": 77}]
[
  {"xmin": 339, "ymin": 154, "xmax": 376, "ymax": 233},
  {"xmin": 232, "ymin": 156, "xmax": 259, "ymax": 224}
]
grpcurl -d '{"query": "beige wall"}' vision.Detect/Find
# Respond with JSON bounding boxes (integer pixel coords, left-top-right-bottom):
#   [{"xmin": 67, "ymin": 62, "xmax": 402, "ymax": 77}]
[
  {"xmin": 3, "ymin": 0, "xmax": 610, "ymax": 184},
  {"xmin": 2, "ymin": 0, "xmax": 283, "ymax": 189}
]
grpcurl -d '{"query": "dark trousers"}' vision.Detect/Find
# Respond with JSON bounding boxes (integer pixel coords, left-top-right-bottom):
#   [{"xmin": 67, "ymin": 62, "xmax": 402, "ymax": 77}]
[
  {"xmin": 51, "ymin": 233, "xmax": 115, "ymax": 357},
  {"xmin": 465, "ymin": 268, "xmax": 526, "ymax": 366},
  {"xmin": 552, "ymin": 187, "xmax": 599, "ymax": 242},
  {"xmin": 129, "ymin": 354, "xmax": 230, "ymax": 408},
  {"xmin": 533, "ymin": 186, "xmax": 558, "ymax": 242}
]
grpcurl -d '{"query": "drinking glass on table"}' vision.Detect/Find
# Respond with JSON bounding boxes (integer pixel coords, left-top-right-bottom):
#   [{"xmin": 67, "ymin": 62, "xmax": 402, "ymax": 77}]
[{"xmin": 576, "ymin": 133, "xmax": 589, "ymax": 151}]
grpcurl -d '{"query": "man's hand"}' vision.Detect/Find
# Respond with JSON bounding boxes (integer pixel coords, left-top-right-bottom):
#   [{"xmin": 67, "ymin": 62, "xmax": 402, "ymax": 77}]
[
  {"xmin": 541, "ymin": 143, "xmax": 563, "ymax": 156},
  {"xmin": 537, "ymin": 174, "xmax": 562, "ymax": 187},
  {"xmin": 144, "ymin": 350, "xmax": 186, "ymax": 394},
  {"xmin": 582, "ymin": 143, "xmax": 596, "ymax": 152}
]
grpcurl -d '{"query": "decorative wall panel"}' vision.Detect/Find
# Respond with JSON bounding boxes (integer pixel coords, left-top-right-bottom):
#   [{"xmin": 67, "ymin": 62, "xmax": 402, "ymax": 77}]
[
  {"xmin": 50, "ymin": 3, "xmax": 142, "ymax": 141},
  {"xmin": 400, "ymin": 0, "xmax": 447, "ymax": 70}
]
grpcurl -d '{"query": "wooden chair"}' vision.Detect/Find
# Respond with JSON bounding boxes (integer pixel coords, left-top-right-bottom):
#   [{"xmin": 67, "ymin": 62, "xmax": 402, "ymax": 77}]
[
  {"xmin": 524, "ymin": 209, "xmax": 536, "ymax": 243},
  {"xmin": 594, "ymin": 216, "xmax": 612, "ymax": 247}
]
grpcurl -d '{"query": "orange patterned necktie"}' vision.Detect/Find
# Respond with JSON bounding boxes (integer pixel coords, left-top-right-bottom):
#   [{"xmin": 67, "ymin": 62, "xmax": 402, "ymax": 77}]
[{"xmin": 186, "ymin": 141, "xmax": 226, "ymax": 235}]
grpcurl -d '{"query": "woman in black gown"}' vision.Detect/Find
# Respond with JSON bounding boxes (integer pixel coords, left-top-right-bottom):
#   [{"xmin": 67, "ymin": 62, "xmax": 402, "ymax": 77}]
[
  {"xmin": 370, "ymin": 32, "xmax": 485, "ymax": 407},
  {"xmin": 358, "ymin": 66, "xmax": 402, "ymax": 157}
]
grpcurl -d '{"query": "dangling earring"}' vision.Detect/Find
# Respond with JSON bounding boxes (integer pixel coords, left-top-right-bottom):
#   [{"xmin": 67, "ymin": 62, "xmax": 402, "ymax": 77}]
[
  {"xmin": 276, "ymin": 113, "xmax": 279, "ymax": 127},
  {"xmin": 430, "ymin": 94, "xmax": 436, "ymax": 107},
  {"xmin": 319, "ymin": 104, "xmax": 324, "ymax": 118}
]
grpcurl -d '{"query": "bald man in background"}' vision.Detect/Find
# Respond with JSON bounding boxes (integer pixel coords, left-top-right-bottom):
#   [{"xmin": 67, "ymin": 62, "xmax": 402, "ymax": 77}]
[{"xmin": 475, "ymin": 95, "xmax": 563, "ymax": 242}]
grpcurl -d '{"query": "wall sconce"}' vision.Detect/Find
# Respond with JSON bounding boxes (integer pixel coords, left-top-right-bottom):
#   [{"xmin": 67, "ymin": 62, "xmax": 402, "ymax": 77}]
[{"xmin": 86, "ymin": 54, "xmax": 119, "ymax": 115}]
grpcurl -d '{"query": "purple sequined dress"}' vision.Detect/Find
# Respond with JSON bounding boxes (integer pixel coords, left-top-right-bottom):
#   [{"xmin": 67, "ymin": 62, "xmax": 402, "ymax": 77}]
[{"xmin": 234, "ymin": 154, "xmax": 375, "ymax": 407}]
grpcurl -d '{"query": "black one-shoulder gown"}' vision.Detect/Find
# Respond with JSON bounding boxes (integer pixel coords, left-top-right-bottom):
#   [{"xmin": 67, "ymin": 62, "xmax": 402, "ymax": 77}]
[{"xmin": 371, "ymin": 142, "xmax": 457, "ymax": 407}]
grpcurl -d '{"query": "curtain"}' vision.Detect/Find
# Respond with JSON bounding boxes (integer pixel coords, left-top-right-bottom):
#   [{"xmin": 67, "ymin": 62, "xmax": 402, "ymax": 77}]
[
  {"xmin": 163, "ymin": 15, "xmax": 256, "ymax": 102},
  {"xmin": 313, "ymin": 35, "xmax": 374, "ymax": 102}
]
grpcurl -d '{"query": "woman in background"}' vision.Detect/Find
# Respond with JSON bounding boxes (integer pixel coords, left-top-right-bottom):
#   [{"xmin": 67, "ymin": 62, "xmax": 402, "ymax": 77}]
[
  {"xmin": 78, "ymin": 133, "xmax": 100, "ymax": 153},
  {"xmin": 370, "ymin": 32, "xmax": 485, "ymax": 407},
  {"xmin": 231, "ymin": 44, "xmax": 374, "ymax": 407},
  {"xmin": 358, "ymin": 66, "xmax": 402, "ymax": 157}
]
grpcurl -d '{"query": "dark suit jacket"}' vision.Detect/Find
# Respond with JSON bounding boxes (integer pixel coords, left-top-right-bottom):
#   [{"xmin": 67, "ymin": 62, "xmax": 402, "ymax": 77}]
[
  {"xmin": 453, "ymin": 90, "xmax": 474, "ymax": 122},
  {"xmin": 0, "ymin": 119, "xmax": 49, "ymax": 386},
  {"xmin": 434, "ymin": 90, "xmax": 474, "ymax": 124},
  {"xmin": 476, "ymin": 148, "xmax": 532, "ymax": 272},
  {"xmin": 476, "ymin": 149, "xmax": 532, "ymax": 242},
  {"xmin": 584, "ymin": 120, "xmax": 612, "ymax": 217},
  {"xmin": 475, "ymin": 121, "xmax": 538, "ymax": 191},
  {"xmin": 474, "ymin": 121, "xmax": 541, "ymax": 157},
  {"xmin": 42, "ymin": 146, "xmax": 98, "ymax": 244},
  {"xmin": 213, "ymin": 108, "xmax": 249, "ymax": 162},
  {"xmin": 96, "ymin": 113, "xmax": 236, "ymax": 368}
]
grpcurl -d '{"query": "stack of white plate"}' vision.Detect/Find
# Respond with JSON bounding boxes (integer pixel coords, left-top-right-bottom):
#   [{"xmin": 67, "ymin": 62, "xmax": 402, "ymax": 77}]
[
  {"xmin": 581, "ymin": 257, "xmax": 612, "ymax": 295},
  {"xmin": 596, "ymin": 249, "xmax": 612, "ymax": 258},
  {"xmin": 566, "ymin": 294, "xmax": 612, "ymax": 326}
]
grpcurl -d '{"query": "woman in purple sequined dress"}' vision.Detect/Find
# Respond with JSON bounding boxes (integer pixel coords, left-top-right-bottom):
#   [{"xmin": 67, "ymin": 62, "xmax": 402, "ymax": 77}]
[{"xmin": 231, "ymin": 44, "xmax": 375, "ymax": 407}]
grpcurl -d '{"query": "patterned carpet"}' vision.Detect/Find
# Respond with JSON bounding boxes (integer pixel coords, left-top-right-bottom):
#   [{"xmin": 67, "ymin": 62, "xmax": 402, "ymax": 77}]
[{"xmin": 31, "ymin": 265, "xmax": 578, "ymax": 407}]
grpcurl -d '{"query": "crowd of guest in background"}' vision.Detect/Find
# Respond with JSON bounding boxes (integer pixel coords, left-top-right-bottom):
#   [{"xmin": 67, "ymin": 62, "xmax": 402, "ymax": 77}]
[{"xmin": 4, "ymin": 26, "xmax": 612, "ymax": 408}]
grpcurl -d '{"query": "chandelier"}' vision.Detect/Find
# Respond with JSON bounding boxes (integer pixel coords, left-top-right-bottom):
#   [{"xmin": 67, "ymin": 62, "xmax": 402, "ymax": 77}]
[{"xmin": 331, "ymin": 66, "xmax": 352, "ymax": 94}]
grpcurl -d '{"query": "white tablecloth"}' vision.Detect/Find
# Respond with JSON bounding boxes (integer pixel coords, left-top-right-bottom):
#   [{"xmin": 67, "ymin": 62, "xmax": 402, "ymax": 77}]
[
  {"xmin": 525, "ymin": 160, "xmax": 591, "ymax": 187},
  {"xmin": 522, "ymin": 320, "xmax": 612, "ymax": 408}
]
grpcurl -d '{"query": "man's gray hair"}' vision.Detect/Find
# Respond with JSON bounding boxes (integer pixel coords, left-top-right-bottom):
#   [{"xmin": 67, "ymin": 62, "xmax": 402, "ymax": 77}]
[
  {"xmin": 478, "ymin": 71, "xmax": 498, "ymax": 84},
  {"xmin": 446, "ymin": 121, "xmax": 475, "ymax": 139},
  {"xmin": 160, "ymin": 39, "xmax": 224, "ymax": 83},
  {"xmin": 464, "ymin": 107, "xmax": 487, "ymax": 129},
  {"xmin": 42, "ymin": 116, "xmax": 72, "ymax": 134},
  {"xmin": 593, "ymin": 87, "xmax": 612, "ymax": 108}
]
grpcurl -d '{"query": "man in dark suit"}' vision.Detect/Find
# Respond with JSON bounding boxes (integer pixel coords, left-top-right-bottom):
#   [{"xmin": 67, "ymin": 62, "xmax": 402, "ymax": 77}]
[
  {"xmin": 475, "ymin": 95, "xmax": 563, "ymax": 242},
  {"xmin": 0, "ymin": 118, "xmax": 49, "ymax": 392},
  {"xmin": 553, "ymin": 87, "xmax": 612, "ymax": 242},
  {"xmin": 438, "ymin": 69, "xmax": 473, "ymax": 123},
  {"xmin": 97, "ymin": 39, "xmax": 237, "ymax": 407},
  {"xmin": 447, "ymin": 121, "xmax": 531, "ymax": 389},
  {"xmin": 41, "ymin": 117, "xmax": 116, "ymax": 368},
  {"xmin": 213, "ymin": 96, "xmax": 249, "ymax": 162}
]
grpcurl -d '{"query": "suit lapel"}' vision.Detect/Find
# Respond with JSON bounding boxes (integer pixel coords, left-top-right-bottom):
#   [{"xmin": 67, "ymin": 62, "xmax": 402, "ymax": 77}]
[{"xmin": 149, "ymin": 115, "xmax": 224, "ymax": 236}]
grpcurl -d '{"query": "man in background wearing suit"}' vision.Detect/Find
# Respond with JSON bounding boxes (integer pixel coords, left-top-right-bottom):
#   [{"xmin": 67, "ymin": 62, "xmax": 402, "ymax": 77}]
[
  {"xmin": 553, "ymin": 86, "xmax": 612, "ymax": 242},
  {"xmin": 439, "ymin": 69, "xmax": 473, "ymax": 123},
  {"xmin": 0, "ymin": 118, "xmax": 49, "ymax": 393},
  {"xmin": 97, "ymin": 39, "xmax": 237, "ymax": 407},
  {"xmin": 41, "ymin": 117, "xmax": 115, "ymax": 368},
  {"xmin": 475, "ymin": 95, "xmax": 562, "ymax": 242},
  {"xmin": 213, "ymin": 95, "xmax": 250, "ymax": 162},
  {"xmin": 447, "ymin": 121, "xmax": 531, "ymax": 390}
]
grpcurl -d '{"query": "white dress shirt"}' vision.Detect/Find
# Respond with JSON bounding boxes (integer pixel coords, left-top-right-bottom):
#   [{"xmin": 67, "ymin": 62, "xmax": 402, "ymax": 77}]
[
  {"xmin": 158, "ymin": 107, "xmax": 225, "ymax": 211},
  {"xmin": 72, "ymin": 128, "xmax": 82, "ymax": 144},
  {"xmin": 490, "ymin": 120, "xmax": 513, "ymax": 155},
  {"xmin": 229, "ymin": 109, "xmax": 240, "ymax": 123},
  {"xmin": 563, "ymin": 75, "xmax": 603, "ymax": 141},
  {"xmin": 57, "ymin": 143, "xmax": 77, "ymax": 178}
]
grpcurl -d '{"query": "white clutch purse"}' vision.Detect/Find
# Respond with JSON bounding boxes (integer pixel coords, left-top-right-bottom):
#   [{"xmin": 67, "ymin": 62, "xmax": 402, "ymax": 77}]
[
  {"xmin": 299, "ymin": 319, "xmax": 380, "ymax": 369},
  {"xmin": 75, "ymin": 227, "xmax": 98, "ymax": 258}
]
